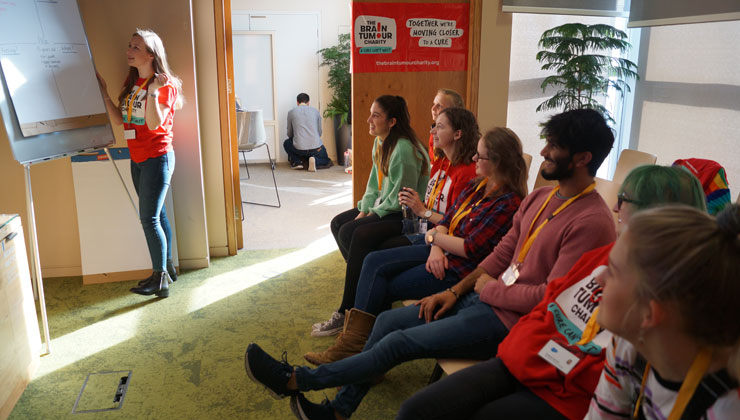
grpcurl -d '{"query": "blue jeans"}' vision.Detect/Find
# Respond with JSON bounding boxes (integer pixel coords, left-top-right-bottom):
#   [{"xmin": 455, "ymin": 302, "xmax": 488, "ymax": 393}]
[
  {"xmin": 283, "ymin": 138, "xmax": 332, "ymax": 167},
  {"xmin": 294, "ymin": 293, "xmax": 509, "ymax": 418},
  {"xmin": 130, "ymin": 150, "xmax": 174, "ymax": 272},
  {"xmin": 354, "ymin": 245, "xmax": 458, "ymax": 315}
]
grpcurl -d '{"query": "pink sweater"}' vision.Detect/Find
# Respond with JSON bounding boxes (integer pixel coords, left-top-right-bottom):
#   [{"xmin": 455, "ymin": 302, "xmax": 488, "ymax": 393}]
[{"xmin": 478, "ymin": 186, "xmax": 616, "ymax": 329}]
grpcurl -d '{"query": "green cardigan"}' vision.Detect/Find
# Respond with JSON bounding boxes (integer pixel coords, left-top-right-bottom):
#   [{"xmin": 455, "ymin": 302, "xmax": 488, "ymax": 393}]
[{"xmin": 357, "ymin": 137, "xmax": 430, "ymax": 218}]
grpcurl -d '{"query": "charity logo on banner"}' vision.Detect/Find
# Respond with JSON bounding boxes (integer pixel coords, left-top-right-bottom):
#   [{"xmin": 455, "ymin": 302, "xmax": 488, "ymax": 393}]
[{"xmin": 352, "ymin": 2, "xmax": 469, "ymax": 73}]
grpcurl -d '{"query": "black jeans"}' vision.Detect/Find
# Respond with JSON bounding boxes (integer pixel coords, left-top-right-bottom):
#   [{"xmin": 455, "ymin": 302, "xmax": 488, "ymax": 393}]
[
  {"xmin": 397, "ymin": 358, "xmax": 567, "ymax": 420},
  {"xmin": 329, "ymin": 208, "xmax": 404, "ymax": 312}
]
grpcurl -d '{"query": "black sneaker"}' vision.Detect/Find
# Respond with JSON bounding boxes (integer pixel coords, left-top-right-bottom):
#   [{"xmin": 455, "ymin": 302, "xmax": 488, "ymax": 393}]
[
  {"xmin": 290, "ymin": 393, "xmax": 337, "ymax": 420},
  {"xmin": 290, "ymin": 162, "xmax": 304, "ymax": 170},
  {"xmin": 244, "ymin": 343, "xmax": 297, "ymax": 399}
]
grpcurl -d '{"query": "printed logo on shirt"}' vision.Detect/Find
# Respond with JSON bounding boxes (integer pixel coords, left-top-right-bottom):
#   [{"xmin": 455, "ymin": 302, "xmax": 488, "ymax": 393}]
[
  {"xmin": 121, "ymin": 87, "xmax": 147, "ymax": 126},
  {"xmin": 548, "ymin": 265, "xmax": 611, "ymax": 355}
]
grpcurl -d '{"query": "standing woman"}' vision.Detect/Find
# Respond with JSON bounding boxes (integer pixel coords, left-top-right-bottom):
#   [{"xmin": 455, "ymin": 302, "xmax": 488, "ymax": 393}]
[
  {"xmin": 98, "ymin": 29, "xmax": 183, "ymax": 298},
  {"xmin": 326, "ymin": 95, "xmax": 429, "ymax": 329}
]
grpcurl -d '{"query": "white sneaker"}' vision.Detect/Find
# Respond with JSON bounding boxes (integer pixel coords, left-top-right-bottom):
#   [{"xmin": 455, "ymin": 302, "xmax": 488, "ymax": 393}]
[
  {"xmin": 311, "ymin": 311, "xmax": 344, "ymax": 337},
  {"xmin": 308, "ymin": 156, "xmax": 317, "ymax": 172}
]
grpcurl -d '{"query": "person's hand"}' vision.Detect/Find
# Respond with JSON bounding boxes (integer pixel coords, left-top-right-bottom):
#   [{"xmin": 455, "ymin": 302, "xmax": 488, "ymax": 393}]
[
  {"xmin": 416, "ymin": 291, "xmax": 456, "ymax": 322},
  {"xmin": 425, "ymin": 245, "xmax": 448, "ymax": 280},
  {"xmin": 474, "ymin": 272, "xmax": 496, "ymax": 294},
  {"xmin": 354, "ymin": 211, "xmax": 368, "ymax": 220},
  {"xmin": 96, "ymin": 72, "xmax": 109, "ymax": 96},
  {"xmin": 398, "ymin": 188, "xmax": 425, "ymax": 216},
  {"xmin": 155, "ymin": 73, "xmax": 169, "ymax": 85}
]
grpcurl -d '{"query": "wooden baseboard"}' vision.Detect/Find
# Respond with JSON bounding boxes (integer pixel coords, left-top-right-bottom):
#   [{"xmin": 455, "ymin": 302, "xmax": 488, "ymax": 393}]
[
  {"xmin": 209, "ymin": 246, "xmax": 229, "ymax": 257},
  {"xmin": 82, "ymin": 269, "xmax": 152, "ymax": 285}
]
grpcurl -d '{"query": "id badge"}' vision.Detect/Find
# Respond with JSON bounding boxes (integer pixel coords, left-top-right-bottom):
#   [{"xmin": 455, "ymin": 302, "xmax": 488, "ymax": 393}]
[
  {"xmin": 418, "ymin": 219, "xmax": 428, "ymax": 234},
  {"xmin": 123, "ymin": 129, "xmax": 136, "ymax": 140},
  {"xmin": 501, "ymin": 263, "xmax": 520, "ymax": 286},
  {"xmin": 373, "ymin": 196, "xmax": 382, "ymax": 206},
  {"xmin": 537, "ymin": 339, "xmax": 580, "ymax": 374}
]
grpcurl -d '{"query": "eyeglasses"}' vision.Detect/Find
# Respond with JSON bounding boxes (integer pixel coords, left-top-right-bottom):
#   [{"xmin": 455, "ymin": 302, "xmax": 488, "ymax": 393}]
[
  {"xmin": 616, "ymin": 192, "xmax": 641, "ymax": 210},
  {"xmin": 473, "ymin": 152, "xmax": 491, "ymax": 161}
]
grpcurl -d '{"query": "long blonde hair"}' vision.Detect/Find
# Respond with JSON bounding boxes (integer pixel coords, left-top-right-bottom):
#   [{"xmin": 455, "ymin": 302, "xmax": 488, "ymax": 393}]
[
  {"xmin": 627, "ymin": 204, "xmax": 740, "ymax": 376},
  {"xmin": 117, "ymin": 29, "xmax": 184, "ymax": 110}
]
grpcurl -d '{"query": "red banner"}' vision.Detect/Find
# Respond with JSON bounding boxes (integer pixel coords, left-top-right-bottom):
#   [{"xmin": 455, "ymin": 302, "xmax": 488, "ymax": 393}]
[{"xmin": 352, "ymin": 2, "xmax": 470, "ymax": 73}]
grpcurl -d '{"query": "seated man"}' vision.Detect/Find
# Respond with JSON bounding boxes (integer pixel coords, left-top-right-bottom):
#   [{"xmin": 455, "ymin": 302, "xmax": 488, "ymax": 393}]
[
  {"xmin": 245, "ymin": 109, "xmax": 617, "ymax": 420},
  {"xmin": 284, "ymin": 92, "xmax": 332, "ymax": 171},
  {"xmin": 397, "ymin": 165, "xmax": 708, "ymax": 420}
]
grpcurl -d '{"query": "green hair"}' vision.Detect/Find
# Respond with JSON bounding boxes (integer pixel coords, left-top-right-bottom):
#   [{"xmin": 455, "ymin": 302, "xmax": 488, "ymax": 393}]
[{"xmin": 621, "ymin": 165, "xmax": 707, "ymax": 212}]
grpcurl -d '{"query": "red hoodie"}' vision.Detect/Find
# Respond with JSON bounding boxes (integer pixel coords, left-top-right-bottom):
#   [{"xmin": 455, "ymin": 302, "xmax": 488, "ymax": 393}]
[{"xmin": 497, "ymin": 243, "xmax": 614, "ymax": 420}]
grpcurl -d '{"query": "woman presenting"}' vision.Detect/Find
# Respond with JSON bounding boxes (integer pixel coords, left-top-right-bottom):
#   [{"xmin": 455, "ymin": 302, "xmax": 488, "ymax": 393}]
[{"xmin": 99, "ymin": 29, "xmax": 183, "ymax": 298}]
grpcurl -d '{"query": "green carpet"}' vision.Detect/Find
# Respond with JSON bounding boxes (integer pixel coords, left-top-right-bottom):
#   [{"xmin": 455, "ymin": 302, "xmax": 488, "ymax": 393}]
[{"xmin": 10, "ymin": 248, "xmax": 435, "ymax": 419}]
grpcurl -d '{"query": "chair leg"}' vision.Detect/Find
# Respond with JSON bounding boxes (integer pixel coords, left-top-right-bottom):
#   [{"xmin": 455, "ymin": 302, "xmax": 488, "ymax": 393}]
[
  {"xmin": 240, "ymin": 151, "xmax": 251, "ymax": 180},
  {"xmin": 427, "ymin": 363, "xmax": 444, "ymax": 385},
  {"xmin": 241, "ymin": 143, "xmax": 281, "ymax": 208}
]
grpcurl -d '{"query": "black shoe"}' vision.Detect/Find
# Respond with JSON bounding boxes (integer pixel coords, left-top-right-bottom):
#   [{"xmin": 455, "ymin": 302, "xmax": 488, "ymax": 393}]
[
  {"xmin": 244, "ymin": 343, "xmax": 297, "ymax": 399},
  {"xmin": 130, "ymin": 271, "xmax": 172, "ymax": 298},
  {"xmin": 167, "ymin": 260, "xmax": 177, "ymax": 282},
  {"xmin": 290, "ymin": 162, "xmax": 304, "ymax": 170},
  {"xmin": 136, "ymin": 272, "xmax": 155, "ymax": 287},
  {"xmin": 290, "ymin": 393, "xmax": 336, "ymax": 420}
]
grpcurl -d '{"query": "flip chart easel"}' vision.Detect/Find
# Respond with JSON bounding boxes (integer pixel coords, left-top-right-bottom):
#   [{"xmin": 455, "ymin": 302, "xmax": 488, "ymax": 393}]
[{"xmin": 0, "ymin": 0, "xmax": 121, "ymax": 354}]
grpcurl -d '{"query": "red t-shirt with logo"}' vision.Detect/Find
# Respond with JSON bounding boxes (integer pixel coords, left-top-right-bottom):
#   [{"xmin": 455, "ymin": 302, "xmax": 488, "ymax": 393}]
[{"xmin": 121, "ymin": 77, "xmax": 177, "ymax": 163}]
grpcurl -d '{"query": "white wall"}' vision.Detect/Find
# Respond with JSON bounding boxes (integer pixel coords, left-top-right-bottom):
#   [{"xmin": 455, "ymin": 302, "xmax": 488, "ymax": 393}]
[
  {"xmin": 231, "ymin": 0, "xmax": 352, "ymax": 161},
  {"xmin": 628, "ymin": 20, "xmax": 740, "ymax": 192}
]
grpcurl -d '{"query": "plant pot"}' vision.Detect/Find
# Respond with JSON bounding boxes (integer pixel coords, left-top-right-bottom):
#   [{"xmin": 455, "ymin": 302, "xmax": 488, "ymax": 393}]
[{"xmin": 333, "ymin": 115, "xmax": 352, "ymax": 166}]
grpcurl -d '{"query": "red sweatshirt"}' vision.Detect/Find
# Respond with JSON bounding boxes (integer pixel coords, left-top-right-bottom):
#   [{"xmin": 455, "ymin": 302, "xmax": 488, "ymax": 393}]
[{"xmin": 498, "ymin": 243, "xmax": 614, "ymax": 420}]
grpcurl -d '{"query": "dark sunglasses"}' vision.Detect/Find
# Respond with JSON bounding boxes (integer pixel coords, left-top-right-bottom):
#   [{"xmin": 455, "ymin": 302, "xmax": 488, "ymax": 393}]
[{"xmin": 616, "ymin": 192, "xmax": 641, "ymax": 210}]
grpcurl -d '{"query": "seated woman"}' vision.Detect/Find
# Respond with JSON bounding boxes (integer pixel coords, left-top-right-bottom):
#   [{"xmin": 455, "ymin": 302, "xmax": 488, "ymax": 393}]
[
  {"xmin": 398, "ymin": 165, "xmax": 712, "ymax": 420},
  {"xmin": 304, "ymin": 126, "xmax": 527, "ymax": 365},
  {"xmin": 315, "ymin": 106, "xmax": 478, "ymax": 337}
]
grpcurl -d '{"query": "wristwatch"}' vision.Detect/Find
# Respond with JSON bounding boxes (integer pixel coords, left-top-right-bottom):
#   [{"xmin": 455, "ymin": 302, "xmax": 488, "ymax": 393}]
[
  {"xmin": 426, "ymin": 229, "xmax": 438, "ymax": 245},
  {"xmin": 423, "ymin": 209, "xmax": 433, "ymax": 219}
]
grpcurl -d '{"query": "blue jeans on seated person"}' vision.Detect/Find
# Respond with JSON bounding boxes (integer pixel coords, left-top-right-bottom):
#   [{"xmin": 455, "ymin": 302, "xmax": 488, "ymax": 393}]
[
  {"xmin": 354, "ymin": 245, "xmax": 458, "ymax": 315},
  {"xmin": 294, "ymin": 292, "xmax": 509, "ymax": 418},
  {"xmin": 130, "ymin": 150, "xmax": 174, "ymax": 272},
  {"xmin": 283, "ymin": 137, "xmax": 332, "ymax": 167}
]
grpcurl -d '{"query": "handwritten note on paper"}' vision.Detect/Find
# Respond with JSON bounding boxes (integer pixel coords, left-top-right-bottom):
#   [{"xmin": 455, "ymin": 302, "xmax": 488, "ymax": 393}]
[{"xmin": 0, "ymin": 0, "xmax": 106, "ymax": 137}]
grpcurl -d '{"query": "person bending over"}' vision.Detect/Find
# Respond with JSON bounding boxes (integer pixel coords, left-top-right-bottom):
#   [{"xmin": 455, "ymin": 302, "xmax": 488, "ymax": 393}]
[
  {"xmin": 397, "ymin": 165, "xmax": 708, "ymax": 420},
  {"xmin": 304, "ymin": 126, "xmax": 526, "ymax": 365},
  {"xmin": 244, "ymin": 108, "xmax": 616, "ymax": 420},
  {"xmin": 284, "ymin": 92, "xmax": 332, "ymax": 171},
  {"xmin": 312, "ymin": 107, "xmax": 477, "ymax": 337}
]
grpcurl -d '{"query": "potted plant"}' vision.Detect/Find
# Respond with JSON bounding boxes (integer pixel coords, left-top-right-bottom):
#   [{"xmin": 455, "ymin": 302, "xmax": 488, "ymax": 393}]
[
  {"xmin": 536, "ymin": 23, "xmax": 639, "ymax": 124},
  {"xmin": 318, "ymin": 33, "xmax": 351, "ymax": 165}
]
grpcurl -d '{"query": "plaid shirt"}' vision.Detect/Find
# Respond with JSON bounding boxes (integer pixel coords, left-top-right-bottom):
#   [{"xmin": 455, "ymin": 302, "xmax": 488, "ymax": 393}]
[{"xmin": 438, "ymin": 179, "xmax": 522, "ymax": 279}]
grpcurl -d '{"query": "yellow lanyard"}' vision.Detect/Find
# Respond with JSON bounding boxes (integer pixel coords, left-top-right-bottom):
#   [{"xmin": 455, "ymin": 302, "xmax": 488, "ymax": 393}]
[
  {"xmin": 426, "ymin": 159, "xmax": 451, "ymax": 210},
  {"xmin": 516, "ymin": 183, "xmax": 596, "ymax": 264},
  {"xmin": 374, "ymin": 137, "xmax": 384, "ymax": 192},
  {"xmin": 126, "ymin": 75, "xmax": 153, "ymax": 124},
  {"xmin": 632, "ymin": 347, "xmax": 713, "ymax": 420},
  {"xmin": 576, "ymin": 307, "xmax": 601, "ymax": 346},
  {"xmin": 448, "ymin": 178, "xmax": 488, "ymax": 234}
]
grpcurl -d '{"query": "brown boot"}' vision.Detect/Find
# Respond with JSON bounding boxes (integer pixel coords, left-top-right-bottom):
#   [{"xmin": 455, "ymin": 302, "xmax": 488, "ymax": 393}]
[{"xmin": 304, "ymin": 308, "xmax": 375, "ymax": 366}]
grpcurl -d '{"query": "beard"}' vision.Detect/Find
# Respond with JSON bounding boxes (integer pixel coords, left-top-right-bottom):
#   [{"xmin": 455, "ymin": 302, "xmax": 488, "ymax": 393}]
[{"xmin": 541, "ymin": 155, "xmax": 575, "ymax": 180}]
